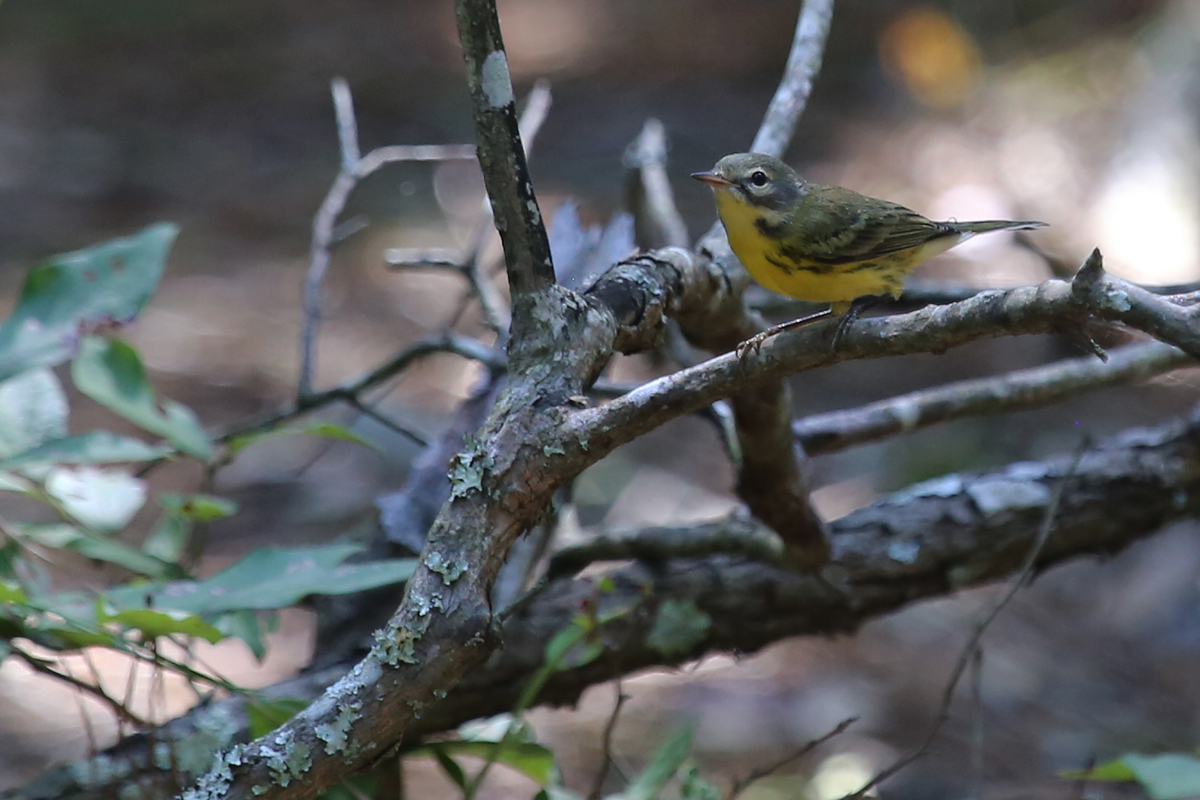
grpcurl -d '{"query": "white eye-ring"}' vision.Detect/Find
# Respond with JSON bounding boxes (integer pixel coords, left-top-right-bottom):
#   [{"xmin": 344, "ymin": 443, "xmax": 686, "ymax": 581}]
[{"xmin": 749, "ymin": 170, "xmax": 769, "ymax": 188}]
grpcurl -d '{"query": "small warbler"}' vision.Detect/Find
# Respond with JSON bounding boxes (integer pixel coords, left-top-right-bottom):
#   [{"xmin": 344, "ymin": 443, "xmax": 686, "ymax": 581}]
[{"xmin": 692, "ymin": 153, "xmax": 1046, "ymax": 353}]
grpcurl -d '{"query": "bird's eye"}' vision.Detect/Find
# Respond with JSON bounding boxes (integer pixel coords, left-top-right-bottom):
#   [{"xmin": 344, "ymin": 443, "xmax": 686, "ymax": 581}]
[{"xmin": 749, "ymin": 170, "xmax": 769, "ymax": 188}]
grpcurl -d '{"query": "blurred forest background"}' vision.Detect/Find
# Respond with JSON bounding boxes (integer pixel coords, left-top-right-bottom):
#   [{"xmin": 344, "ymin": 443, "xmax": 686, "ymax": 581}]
[{"xmin": 2, "ymin": 0, "xmax": 1200, "ymax": 797}]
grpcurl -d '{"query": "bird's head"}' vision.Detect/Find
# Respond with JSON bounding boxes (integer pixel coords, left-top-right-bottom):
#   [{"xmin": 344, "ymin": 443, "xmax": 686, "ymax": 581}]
[{"xmin": 691, "ymin": 153, "xmax": 804, "ymax": 212}]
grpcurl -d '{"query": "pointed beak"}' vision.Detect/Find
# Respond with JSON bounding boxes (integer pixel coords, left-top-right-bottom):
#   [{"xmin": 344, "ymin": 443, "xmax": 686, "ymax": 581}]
[{"xmin": 691, "ymin": 171, "xmax": 731, "ymax": 187}]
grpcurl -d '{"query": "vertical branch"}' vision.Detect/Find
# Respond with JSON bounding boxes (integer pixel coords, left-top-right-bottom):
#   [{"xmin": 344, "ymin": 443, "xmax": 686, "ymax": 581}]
[
  {"xmin": 750, "ymin": 0, "xmax": 836, "ymax": 158},
  {"xmin": 454, "ymin": 0, "xmax": 557, "ymax": 353},
  {"xmin": 624, "ymin": 119, "xmax": 689, "ymax": 249}
]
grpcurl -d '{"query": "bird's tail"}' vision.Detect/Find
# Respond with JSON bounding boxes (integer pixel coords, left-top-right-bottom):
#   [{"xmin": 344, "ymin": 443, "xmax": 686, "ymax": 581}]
[{"xmin": 951, "ymin": 219, "xmax": 1047, "ymax": 235}]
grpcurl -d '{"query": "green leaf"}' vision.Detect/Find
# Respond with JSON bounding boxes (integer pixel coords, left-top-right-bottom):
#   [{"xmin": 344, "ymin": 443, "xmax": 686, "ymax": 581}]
[
  {"xmin": 215, "ymin": 610, "xmax": 270, "ymax": 661},
  {"xmin": 161, "ymin": 493, "xmax": 238, "ymax": 521},
  {"xmin": 142, "ymin": 493, "xmax": 237, "ymax": 564},
  {"xmin": 1, "ymin": 431, "xmax": 171, "ymax": 470},
  {"xmin": 1061, "ymin": 760, "xmax": 1137, "ymax": 782},
  {"xmin": 247, "ymin": 697, "xmax": 309, "ymax": 739},
  {"xmin": 71, "ymin": 336, "xmax": 212, "ymax": 461},
  {"xmin": 429, "ymin": 745, "xmax": 467, "ymax": 790},
  {"xmin": 646, "ymin": 599, "xmax": 711, "ymax": 657},
  {"xmin": 611, "ymin": 726, "xmax": 695, "ymax": 800},
  {"xmin": 410, "ymin": 741, "xmax": 557, "ymax": 786},
  {"xmin": 0, "ymin": 470, "xmax": 36, "ymax": 495},
  {"xmin": 97, "ymin": 602, "xmax": 223, "ymax": 644},
  {"xmin": 13, "ymin": 523, "xmax": 176, "ymax": 579},
  {"xmin": 0, "ymin": 369, "xmax": 68, "ymax": 459},
  {"xmin": 0, "ymin": 580, "xmax": 28, "ymax": 605},
  {"xmin": 1123, "ymin": 754, "xmax": 1200, "ymax": 800},
  {"xmin": 679, "ymin": 764, "xmax": 722, "ymax": 800},
  {"xmin": 102, "ymin": 544, "xmax": 417, "ymax": 616},
  {"xmin": 44, "ymin": 465, "xmax": 146, "ymax": 531},
  {"xmin": 142, "ymin": 512, "xmax": 189, "ymax": 564},
  {"xmin": 0, "ymin": 224, "xmax": 177, "ymax": 381},
  {"xmin": 226, "ymin": 421, "xmax": 377, "ymax": 459}
]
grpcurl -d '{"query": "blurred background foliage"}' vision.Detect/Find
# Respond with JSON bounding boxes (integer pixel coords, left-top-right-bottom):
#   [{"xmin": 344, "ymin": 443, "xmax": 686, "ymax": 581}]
[{"xmin": 2, "ymin": 0, "xmax": 1200, "ymax": 798}]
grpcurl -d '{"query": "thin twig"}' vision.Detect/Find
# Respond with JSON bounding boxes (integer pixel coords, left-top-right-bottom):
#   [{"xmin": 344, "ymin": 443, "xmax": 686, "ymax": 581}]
[
  {"xmin": 298, "ymin": 77, "xmax": 476, "ymax": 398},
  {"xmin": 843, "ymin": 440, "xmax": 1090, "ymax": 799},
  {"xmin": 587, "ymin": 680, "xmax": 629, "ymax": 800},
  {"xmin": 345, "ymin": 395, "xmax": 429, "ymax": 447},
  {"xmin": 793, "ymin": 340, "xmax": 1190, "ymax": 456},
  {"xmin": 750, "ymin": 0, "xmax": 837, "ymax": 158},
  {"xmin": 10, "ymin": 646, "xmax": 151, "ymax": 728},
  {"xmin": 729, "ymin": 716, "xmax": 857, "ymax": 800},
  {"xmin": 968, "ymin": 646, "xmax": 984, "ymax": 800}
]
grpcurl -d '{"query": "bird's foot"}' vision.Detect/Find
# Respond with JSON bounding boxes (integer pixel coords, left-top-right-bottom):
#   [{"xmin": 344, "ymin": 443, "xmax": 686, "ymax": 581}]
[
  {"xmin": 736, "ymin": 307, "xmax": 835, "ymax": 359},
  {"xmin": 735, "ymin": 330, "xmax": 772, "ymax": 358},
  {"xmin": 827, "ymin": 295, "xmax": 887, "ymax": 352}
]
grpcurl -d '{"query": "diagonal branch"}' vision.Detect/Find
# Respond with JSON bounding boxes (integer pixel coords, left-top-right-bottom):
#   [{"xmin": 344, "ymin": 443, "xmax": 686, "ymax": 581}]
[
  {"xmin": 750, "ymin": 0, "xmax": 836, "ymax": 158},
  {"xmin": 454, "ymin": 0, "xmax": 556, "ymax": 351}
]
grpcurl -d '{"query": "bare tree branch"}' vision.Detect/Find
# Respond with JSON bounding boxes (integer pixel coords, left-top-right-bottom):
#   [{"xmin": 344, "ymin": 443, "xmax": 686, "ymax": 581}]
[
  {"xmin": 298, "ymin": 78, "xmax": 475, "ymax": 398},
  {"xmin": 793, "ymin": 340, "xmax": 1191, "ymax": 455},
  {"xmin": 624, "ymin": 119, "xmax": 689, "ymax": 250},
  {"xmin": 750, "ymin": 0, "xmax": 836, "ymax": 158},
  {"xmin": 454, "ymin": 0, "xmax": 556, "ymax": 349},
  {"xmin": 1072, "ymin": 248, "xmax": 1200, "ymax": 358}
]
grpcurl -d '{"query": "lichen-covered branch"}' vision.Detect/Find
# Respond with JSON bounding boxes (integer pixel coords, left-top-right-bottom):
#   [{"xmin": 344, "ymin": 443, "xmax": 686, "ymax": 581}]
[
  {"xmin": 1072, "ymin": 249, "xmax": 1200, "ymax": 359},
  {"xmin": 454, "ymin": 0, "xmax": 556, "ymax": 349},
  {"xmin": 793, "ymin": 339, "xmax": 1191, "ymax": 455},
  {"xmin": 19, "ymin": 413, "xmax": 1200, "ymax": 800}
]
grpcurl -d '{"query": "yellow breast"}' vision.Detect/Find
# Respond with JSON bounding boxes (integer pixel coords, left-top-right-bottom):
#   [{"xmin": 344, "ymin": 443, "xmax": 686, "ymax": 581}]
[{"xmin": 714, "ymin": 188, "xmax": 958, "ymax": 305}]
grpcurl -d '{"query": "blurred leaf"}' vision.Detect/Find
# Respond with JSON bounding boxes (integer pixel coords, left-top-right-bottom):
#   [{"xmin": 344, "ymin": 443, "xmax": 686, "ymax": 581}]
[
  {"xmin": 646, "ymin": 599, "xmax": 711, "ymax": 657},
  {"xmin": 12, "ymin": 523, "xmax": 176, "ymax": 578},
  {"xmin": 97, "ymin": 602, "xmax": 223, "ymax": 644},
  {"xmin": 1077, "ymin": 754, "xmax": 1200, "ymax": 800},
  {"xmin": 0, "ymin": 470, "xmax": 35, "ymax": 495},
  {"xmin": 410, "ymin": 741, "xmax": 557, "ymax": 786},
  {"xmin": 247, "ymin": 697, "xmax": 309, "ymax": 739},
  {"xmin": 1062, "ymin": 760, "xmax": 1137, "ymax": 782},
  {"xmin": 226, "ymin": 421, "xmax": 376, "ymax": 459},
  {"xmin": 162, "ymin": 493, "xmax": 238, "ymax": 521},
  {"xmin": 215, "ymin": 610, "xmax": 269, "ymax": 661},
  {"xmin": 72, "ymin": 336, "xmax": 212, "ymax": 461},
  {"xmin": 0, "ymin": 580, "xmax": 27, "ymax": 605},
  {"xmin": 142, "ymin": 512, "xmax": 189, "ymax": 564},
  {"xmin": 45, "ymin": 465, "xmax": 146, "ymax": 531},
  {"xmin": 430, "ymin": 746, "xmax": 467, "ymax": 790},
  {"xmin": 610, "ymin": 725, "xmax": 695, "ymax": 800},
  {"xmin": 679, "ymin": 765, "xmax": 721, "ymax": 800},
  {"xmin": 1, "ymin": 431, "xmax": 170, "ymax": 470},
  {"xmin": 0, "ymin": 223, "xmax": 177, "ymax": 381},
  {"xmin": 142, "ymin": 493, "xmax": 238, "ymax": 563},
  {"xmin": 0, "ymin": 369, "xmax": 68, "ymax": 459},
  {"xmin": 544, "ymin": 621, "xmax": 586, "ymax": 666},
  {"xmin": 102, "ymin": 543, "xmax": 417, "ymax": 616}
]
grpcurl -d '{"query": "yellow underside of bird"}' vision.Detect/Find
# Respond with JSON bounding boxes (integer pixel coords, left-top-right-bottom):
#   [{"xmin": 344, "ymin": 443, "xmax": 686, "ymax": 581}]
[{"xmin": 715, "ymin": 188, "xmax": 1019, "ymax": 315}]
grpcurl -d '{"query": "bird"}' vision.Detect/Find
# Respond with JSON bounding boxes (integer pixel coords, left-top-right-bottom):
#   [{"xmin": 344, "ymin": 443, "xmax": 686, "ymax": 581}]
[{"xmin": 692, "ymin": 152, "xmax": 1046, "ymax": 355}]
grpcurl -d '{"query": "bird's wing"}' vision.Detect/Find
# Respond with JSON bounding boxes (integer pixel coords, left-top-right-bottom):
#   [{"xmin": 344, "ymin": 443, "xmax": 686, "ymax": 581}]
[{"xmin": 789, "ymin": 185, "xmax": 953, "ymax": 266}]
